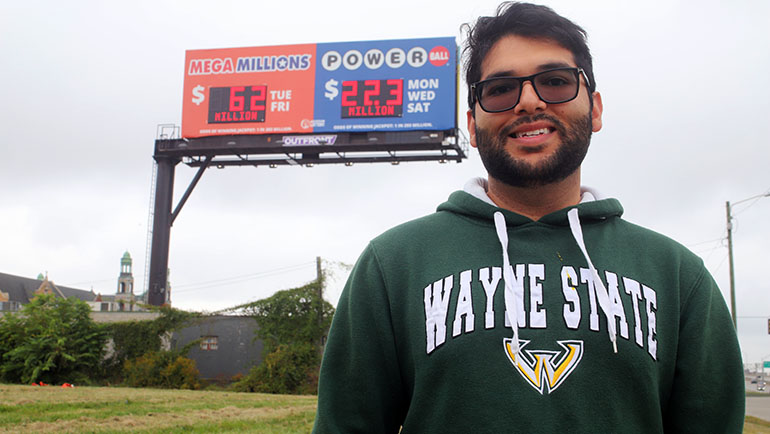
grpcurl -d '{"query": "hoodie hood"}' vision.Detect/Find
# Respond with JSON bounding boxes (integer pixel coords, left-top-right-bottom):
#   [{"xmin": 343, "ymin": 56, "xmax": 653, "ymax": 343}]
[
  {"xmin": 437, "ymin": 178, "xmax": 624, "ymax": 228},
  {"xmin": 438, "ymin": 178, "xmax": 625, "ymax": 359}
]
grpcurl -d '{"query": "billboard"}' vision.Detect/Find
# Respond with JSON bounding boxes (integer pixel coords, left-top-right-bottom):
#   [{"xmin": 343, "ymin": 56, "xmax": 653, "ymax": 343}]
[{"xmin": 182, "ymin": 37, "xmax": 457, "ymax": 139}]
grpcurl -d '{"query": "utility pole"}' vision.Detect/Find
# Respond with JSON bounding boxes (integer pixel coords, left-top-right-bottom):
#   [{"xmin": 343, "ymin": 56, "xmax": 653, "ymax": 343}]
[
  {"xmin": 726, "ymin": 201, "xmax": 736, "ymax": 329},
  {"xmin": 725, "ymin": 191, "xmax": 770, "ymax": 331},
  {"xmin": 316, "ymin": 256, "xmax": 325, "ymax": 349},
  {"xmin": 316, "ymin": 256, "xmax": 323, "ymax": 305}
]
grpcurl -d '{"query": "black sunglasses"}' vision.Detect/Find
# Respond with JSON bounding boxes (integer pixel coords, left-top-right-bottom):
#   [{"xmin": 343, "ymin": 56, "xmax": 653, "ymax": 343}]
[{"xmin": 471, "ymin": 67, "xmax": 590, "ymax": 113}]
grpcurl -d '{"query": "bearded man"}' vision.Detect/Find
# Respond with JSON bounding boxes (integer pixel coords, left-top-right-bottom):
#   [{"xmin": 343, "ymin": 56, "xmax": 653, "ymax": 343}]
[{"xmin": 313, "ymin": 3, "xmax": 744, "ymax": 433}]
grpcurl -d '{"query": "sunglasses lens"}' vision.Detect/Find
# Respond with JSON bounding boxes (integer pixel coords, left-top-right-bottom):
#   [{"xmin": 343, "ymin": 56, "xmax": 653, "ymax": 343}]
[
  {"xmin": 533, "ymin": 69, "xmax": 579, "ymax": 103},
  {"xmin": 478, "ymin": 78, "xmax": 521, "ymax": 112}
]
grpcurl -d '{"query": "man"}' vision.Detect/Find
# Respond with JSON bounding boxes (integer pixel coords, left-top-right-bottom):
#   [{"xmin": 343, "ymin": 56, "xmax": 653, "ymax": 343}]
[{"xmin": 313, "ymin": 3, "xmax": 744, "ymax": 433}]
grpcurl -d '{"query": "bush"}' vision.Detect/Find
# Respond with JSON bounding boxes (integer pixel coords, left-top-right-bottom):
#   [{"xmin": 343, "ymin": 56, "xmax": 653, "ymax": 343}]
[
  {"xmin": 161, "ymin": 356, "xmax": 200, "ymax": 389},
  {"xmin": 229, "ymin": 278, "xmax": 334, "ymax": 395},
  {"xmin": 0, "ymin": 294, "xmax": 107, "ymax": 384},
  {"xmin": 101, "ymin": 306, "xmax": 198, "ymax": 378},
  {"xmin": 123, "ymin": 351, "xmax": 200, "ymax": 390},
  {"xmin": 240, "ymin": 282, "xmax": 334, "ymax": 353},
  {"xmin": 232, "ymin": 343, "xmax": 319, "ymax": 395}
]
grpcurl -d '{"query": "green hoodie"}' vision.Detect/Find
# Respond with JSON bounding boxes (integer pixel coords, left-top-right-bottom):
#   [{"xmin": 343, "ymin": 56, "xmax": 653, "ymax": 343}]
[{"xmin": 314, "ymin": 187, "xmax": 744, "ymax": 433}]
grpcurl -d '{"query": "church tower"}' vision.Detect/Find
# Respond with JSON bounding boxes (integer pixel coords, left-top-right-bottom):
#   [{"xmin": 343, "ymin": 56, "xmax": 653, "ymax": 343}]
[{"xmin": 116, "ymin": 251, "xmax": 135, "ymax": 311}]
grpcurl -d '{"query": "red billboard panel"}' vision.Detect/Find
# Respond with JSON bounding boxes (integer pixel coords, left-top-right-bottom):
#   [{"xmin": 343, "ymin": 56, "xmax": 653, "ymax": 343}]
[{"xmin": 183, "ymin": 44, "xmax": 316, "ymax": 138}]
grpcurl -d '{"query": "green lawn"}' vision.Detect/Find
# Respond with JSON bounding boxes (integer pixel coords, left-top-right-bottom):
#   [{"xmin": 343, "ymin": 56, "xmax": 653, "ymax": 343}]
[
  {"xmin": 1, "ymin": 384, "xmax": 767, "ymax": 433},
  {"xmin": 0, "ymin": 384, "xmax": 316, "ymax": 433},
  {"xmin": 745, "ymin": 416, "xmax": 770, "ymax": 434}
]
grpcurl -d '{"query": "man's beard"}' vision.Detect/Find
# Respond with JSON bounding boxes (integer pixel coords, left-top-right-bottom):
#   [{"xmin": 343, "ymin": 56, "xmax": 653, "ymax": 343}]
[{"xmin": 475, "ymin": 112, "xmax": 593, "ymax": 188}]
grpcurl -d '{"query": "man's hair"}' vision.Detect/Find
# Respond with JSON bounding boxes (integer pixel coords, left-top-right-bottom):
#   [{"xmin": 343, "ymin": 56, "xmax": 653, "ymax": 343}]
[{"xmin": 462, "ymin": 2, "xmax": 596, "ymax": 110}]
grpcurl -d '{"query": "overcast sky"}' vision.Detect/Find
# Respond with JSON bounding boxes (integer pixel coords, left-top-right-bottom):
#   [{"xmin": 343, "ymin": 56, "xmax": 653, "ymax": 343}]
[{"xmin": 1, "ymin": 0, "xmax": 768, "ymax": 363}]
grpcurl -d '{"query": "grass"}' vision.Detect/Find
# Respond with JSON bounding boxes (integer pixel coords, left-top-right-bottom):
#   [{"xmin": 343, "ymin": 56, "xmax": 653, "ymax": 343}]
[
  {"xmin": 745, "ymin": 416, "xmax": 770, "ymax": 434},
  {"xmin": 0, "ymin": 384, "xmax": 316, "ymax": 433},
  {"xmin": 1, "ymin": 384, "xmax": 768, "ymax": 433}
]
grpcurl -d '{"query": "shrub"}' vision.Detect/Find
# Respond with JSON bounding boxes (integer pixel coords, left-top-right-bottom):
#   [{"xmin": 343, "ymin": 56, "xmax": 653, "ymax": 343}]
[
  {"xmin": 123, "ymin": 352, "xmax": 163, "ymax": 388},
  {"xmin": 232, "ymin": 343, "xmax": 319, "ymax": 395},
  {"xmin": 101, "ymin": 306, "xmax": 198, "ymax": 377},
  {"xmin": 123, "ymin": 351, "xmax": 200, "ymax": 390},
  {"xmin": 161, "ymin": 355, "xmax": 200, "ymax": 389},
  {"xmin": 228, "ymin": 278, "xmax": 334, "ymax": 395},
  {"xmin": 239, "ymin": 282, "xmax": 334, "ymax": 353}
]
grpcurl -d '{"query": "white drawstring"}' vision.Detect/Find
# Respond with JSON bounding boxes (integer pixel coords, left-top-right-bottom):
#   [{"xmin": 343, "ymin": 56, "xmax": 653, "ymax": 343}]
[
  {"xmin": 493, "ymin": 211, "xmax": 522, "ymax": 359},
  {"xmin": 493, "ymin": 208, "xmax": 618, "ymax": 357},
  {"xmin": 567, "ymin": 208, "xmax": 618, "ymax": 353}
]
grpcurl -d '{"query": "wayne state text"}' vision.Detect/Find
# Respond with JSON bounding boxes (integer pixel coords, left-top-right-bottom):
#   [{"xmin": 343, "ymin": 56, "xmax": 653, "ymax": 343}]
[{"xmin": 424, "ymin": 265, "xmax": 658, "ymax": 359}]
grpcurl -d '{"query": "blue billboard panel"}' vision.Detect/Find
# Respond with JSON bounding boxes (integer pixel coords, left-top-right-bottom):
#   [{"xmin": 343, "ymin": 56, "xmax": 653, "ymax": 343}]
[{"xmin": 312, "ymin": 37, "xmax": 457, "ymax": 133}]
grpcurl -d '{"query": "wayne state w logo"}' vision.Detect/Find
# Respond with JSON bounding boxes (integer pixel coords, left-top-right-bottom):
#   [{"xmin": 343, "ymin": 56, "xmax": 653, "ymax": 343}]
[{"xmin": 503, "ymin": 339, "xmax": 584, "ymax": 395}]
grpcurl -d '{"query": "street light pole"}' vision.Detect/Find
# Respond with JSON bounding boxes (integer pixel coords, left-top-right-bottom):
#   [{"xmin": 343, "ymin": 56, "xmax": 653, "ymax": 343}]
[{"xmin": 726, "ymin": 191, "xmax": 770, "ymax": 331}]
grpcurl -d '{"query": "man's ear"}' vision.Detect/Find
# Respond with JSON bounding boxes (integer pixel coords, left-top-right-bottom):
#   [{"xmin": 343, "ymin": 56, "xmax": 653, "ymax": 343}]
[
  {"xmin": 467, "ymin": 109, "xmax": 478, "ymax": 148},
  {"xmin": 591, "ymin": 91, "xmax": 603, "ymax": 133}
]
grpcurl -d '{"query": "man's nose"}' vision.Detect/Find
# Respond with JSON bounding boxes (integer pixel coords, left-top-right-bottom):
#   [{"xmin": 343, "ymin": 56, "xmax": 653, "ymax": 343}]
[{"xmin": 514, "ymin": 81, "xmax": 547, "ymax": 114}]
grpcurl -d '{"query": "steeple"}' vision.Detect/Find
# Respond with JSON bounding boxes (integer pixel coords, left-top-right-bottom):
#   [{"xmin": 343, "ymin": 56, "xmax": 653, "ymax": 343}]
[
  {"xmin": 116, "ymin": 251, "xmax": 135, "ymax": 310},
  {"xmin": 120, "ymin": 251, "xmax": 132, "ymax": 276}
]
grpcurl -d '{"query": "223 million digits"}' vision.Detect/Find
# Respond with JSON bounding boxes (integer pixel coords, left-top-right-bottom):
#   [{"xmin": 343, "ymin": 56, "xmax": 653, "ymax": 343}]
[{"xmin": 341, "ymin": 79, "xmax": 403, "ymax": 118}]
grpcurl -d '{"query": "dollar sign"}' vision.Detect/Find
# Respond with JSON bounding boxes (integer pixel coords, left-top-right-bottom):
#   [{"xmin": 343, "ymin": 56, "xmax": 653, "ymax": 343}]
[
  {"xmin": 192, "ymin": 85, "xmax": 205, "ymax": 105},
  {"xmin": 324, "ymin": 79, "xmax": 339, "ymax": 100}
]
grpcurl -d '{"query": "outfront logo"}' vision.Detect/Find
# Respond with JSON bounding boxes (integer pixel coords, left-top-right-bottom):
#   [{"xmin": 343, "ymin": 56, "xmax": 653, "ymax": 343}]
[{"xmin": 504, "ymin": 339, "xmax": 584, "ymax": 395}]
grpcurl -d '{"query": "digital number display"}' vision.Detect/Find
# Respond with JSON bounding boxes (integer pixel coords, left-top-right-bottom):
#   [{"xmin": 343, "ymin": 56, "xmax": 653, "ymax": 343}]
[
  {"xmin": 340, "ymin": 79, "xmax": 403, "ymax": 118},
  {"xmin": 208, "ymin": 85, "xmax": 267, "ymax": 123}
]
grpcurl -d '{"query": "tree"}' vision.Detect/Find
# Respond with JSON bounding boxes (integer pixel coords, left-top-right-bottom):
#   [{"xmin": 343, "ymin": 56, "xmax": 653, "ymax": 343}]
[
  {"xmin": 241, "ymin": 279, "xmax": 334, "ymax": 353},
  {"xmin": 0, "ymin": 294, "xmax": 107, "ymax": 384},
  {"xmin": 232, "ymin": 277, "xmax": 335, "ymax": 394}
]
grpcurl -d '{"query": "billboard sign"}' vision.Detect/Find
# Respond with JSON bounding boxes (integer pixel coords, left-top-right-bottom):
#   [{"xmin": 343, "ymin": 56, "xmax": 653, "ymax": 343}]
[{"xmin": 182, "ymin": 37, "xmax": 456, "ymax": 139}]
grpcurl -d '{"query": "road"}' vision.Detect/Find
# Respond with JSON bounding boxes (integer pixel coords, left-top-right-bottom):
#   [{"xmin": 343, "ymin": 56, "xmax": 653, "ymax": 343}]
[
  {"xmin": 746, "ymin": 373, "xmax": 770, "ymax": 421},
  {"xmin": 747, "ymin": 396, "xmax": 770, "ymax": 421}
]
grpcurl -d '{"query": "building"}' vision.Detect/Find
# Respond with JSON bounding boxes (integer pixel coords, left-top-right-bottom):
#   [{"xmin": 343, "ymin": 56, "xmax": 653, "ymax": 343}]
[
  {"xmin": 0, "ymin": 272, "xmax": 96, "ymax": 312},
  {"xmin": 0, "ymin": 256, "xmax": 263, "ymax": 380},
  {"xmin": 171, "ymin": 315, "xmax": 263, "ymax": 381},
  {"xmin": 0, "ymin": 251, "xmax": 160, "ymax": 312},
  {"xmin": 96, "ymin": 251, "xmax": 145, "ymax": 311}
]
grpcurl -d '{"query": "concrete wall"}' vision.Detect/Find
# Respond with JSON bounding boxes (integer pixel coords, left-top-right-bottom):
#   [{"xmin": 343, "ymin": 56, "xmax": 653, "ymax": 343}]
[{"xmin": 90, "ymin": 312, "xmax": 161, "ymax": 323}]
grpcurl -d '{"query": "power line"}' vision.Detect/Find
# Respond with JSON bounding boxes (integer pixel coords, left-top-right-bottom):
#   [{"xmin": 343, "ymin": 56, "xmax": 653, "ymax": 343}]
[
  {"xmin": 688, "ymin": 237, "xmax": 725, "ymax": 249},
  {"xmin": 712, "ymin": 253, "xmax": 729, "ymax": 274},
  {"xmin": 59, "ymin": 260, "xmax": 318, "ymax": 294},
  {"xmin": 732, "ymin": 187, "xmax": 770, "ymax": 219},
  {"xmin": 692, "ymin": 240, "xmax": 725, "ymax": 262},
  {"xmin": 173, "ymin": 261, "xmax": 314, "ymax": 290},
  {"xmin": 172, "ymin": 261, "xmax": 315, "ymax": 294}
]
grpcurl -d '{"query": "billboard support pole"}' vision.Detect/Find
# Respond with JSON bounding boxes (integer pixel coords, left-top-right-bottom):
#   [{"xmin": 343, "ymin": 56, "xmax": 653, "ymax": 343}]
[
  {"xmin": 171, "ymin": 157, "xmax": 210, "ymax": 225},
  {"xmin": 148, "ymin": 153, "xmax": 180, "ymax": 306}
]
